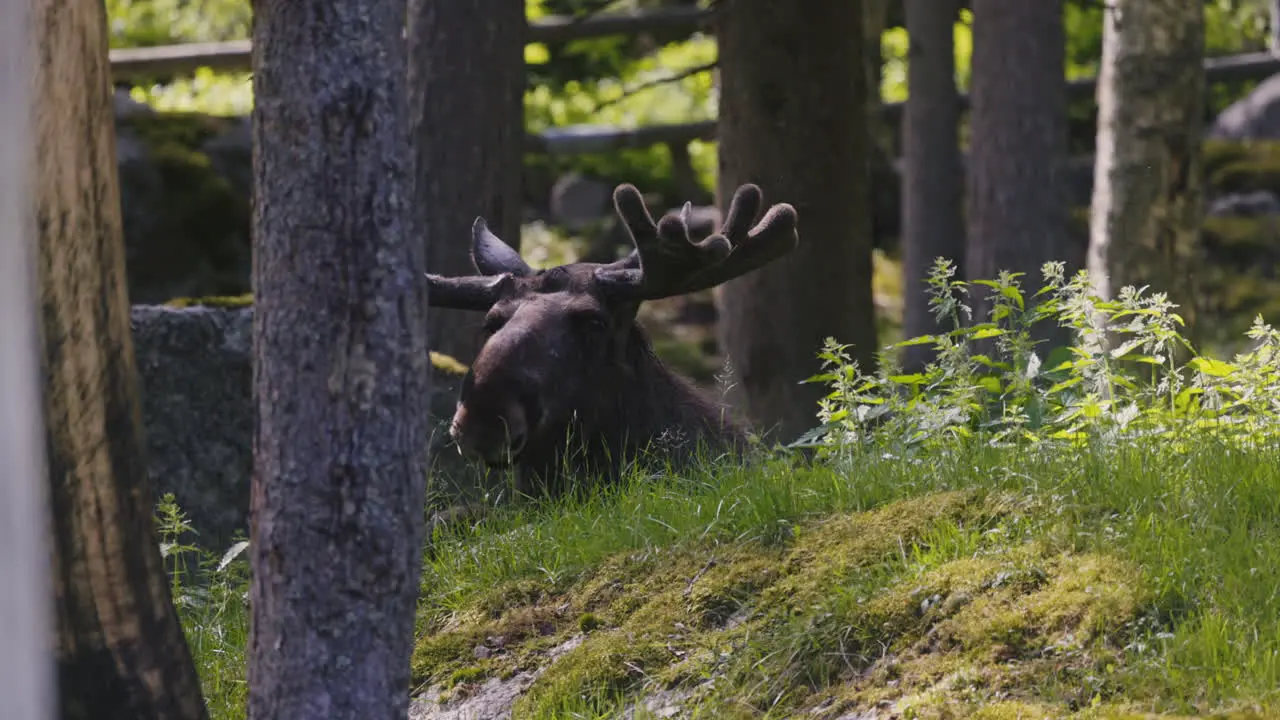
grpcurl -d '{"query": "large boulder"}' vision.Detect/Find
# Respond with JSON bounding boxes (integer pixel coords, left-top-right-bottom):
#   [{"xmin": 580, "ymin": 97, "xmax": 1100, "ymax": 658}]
[
  {"xmin": 1210, "ymin": 73, "xmax": 1280, "ymax": 140},
  {"xmin": 132, "ymin": 303, "xmax": 477, "ymax": 549}
]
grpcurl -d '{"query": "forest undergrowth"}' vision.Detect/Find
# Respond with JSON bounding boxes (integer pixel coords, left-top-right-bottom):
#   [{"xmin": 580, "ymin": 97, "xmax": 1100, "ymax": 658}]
[{"xmin": 162, "ymin": 261, "xmax": 1280, "ymax": 719}]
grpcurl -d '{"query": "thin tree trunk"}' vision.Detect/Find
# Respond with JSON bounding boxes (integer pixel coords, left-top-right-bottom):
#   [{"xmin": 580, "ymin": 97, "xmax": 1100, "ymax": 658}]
[
  {"xmin": 1271, "ymin": 0, "xmax": 1280, "ymax": 55},
  {"xmin": 901, "ymin": 0, "xmax": 964, "ymax": 371},
  {"xmin": 715, "ymin": 0, "xmax": 877, "ymax": 442},
  {"xmin": 864, "ymin": 0, "xmax": 889, "ymax": 143},
  {"xmin": 1087, "ymin": 0, "xmax": 1205, "ymax": 345},
  {"xmin": 408, "ymin": 0, "xmax": 525, "ymax": 364},
  {"xmin": 34, "ymin": 1, "xmax": 209, "ymax": 718},
  {"xmin": 0, "ymin": 4, "xmax": 55, "ymax": 718},
  {"xmin": 248, "ymin": 0, "xmax": 430, "ymax": 717},
  {"xmin": 966, "ymin": 0, "xmax": 1071, "ymax": 353}
]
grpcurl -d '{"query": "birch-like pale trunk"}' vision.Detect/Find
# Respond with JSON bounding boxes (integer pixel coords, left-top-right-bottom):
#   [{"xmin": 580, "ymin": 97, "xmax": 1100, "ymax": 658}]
[
  {"xmin": 1087, "ymin": 0, "xmax": 1205, "ymax": 343},
  {"xmin": 0, "ymin": 2, "xmax": 55, "ymax": 718},
  {"xmin": 33, "ymin": 0, "xmax": 211, "ymax": 717}
]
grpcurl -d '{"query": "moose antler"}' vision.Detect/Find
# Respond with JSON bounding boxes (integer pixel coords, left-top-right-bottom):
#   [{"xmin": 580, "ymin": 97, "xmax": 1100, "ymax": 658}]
[
  {"xmin": 593, "ymin": 183, "xmax": 798, "ymax": 301},
  {"xmin": 424, "ymin": 218, "xmax": 528, "ymax": 310},
  {"xmin": 425, "ymin": 185, "xmax": 798, "ymax": 310}
]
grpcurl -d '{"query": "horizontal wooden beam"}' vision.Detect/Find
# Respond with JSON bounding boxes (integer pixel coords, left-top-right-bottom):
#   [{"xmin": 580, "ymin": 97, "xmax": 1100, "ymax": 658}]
[
  {"xmin": 533, "ymin": 52, "xmax": 1280, "ymax": 155},
  {"xmin": 109, "ymin": 17, "xmax": 1280, "ymax": 158},
  {"xmin": 109, "ymin": 7, "xmax": 712, "ymax": 81},
  {"xmin": 529, "ymin": 6, "xmax": 711, "ymax": 45},
  {"xmin": 525, "ymin": 120, "xmax": 717, "ymax": 154}
]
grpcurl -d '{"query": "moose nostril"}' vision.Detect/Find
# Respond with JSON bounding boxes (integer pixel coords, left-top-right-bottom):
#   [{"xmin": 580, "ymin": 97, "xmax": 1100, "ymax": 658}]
[
  {"xmin": 450, "ymin": 400, "xmax": 529, "ymax": 463},
  {"xmin": 502, "ymin": 403, "xmax": 528, "ymax": 458}
]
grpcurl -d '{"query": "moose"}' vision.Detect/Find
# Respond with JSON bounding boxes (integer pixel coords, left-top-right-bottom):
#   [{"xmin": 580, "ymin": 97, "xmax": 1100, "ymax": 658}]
[{"xmin": 426, "ymin": 182, "xmax": 799, "ymax": 492}]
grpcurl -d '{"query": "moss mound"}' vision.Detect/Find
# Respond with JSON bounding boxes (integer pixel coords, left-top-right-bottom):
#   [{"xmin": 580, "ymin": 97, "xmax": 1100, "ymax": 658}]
[{"xmin": 410, "ymin": 491, "xmax": 1189, "ymax": 718}]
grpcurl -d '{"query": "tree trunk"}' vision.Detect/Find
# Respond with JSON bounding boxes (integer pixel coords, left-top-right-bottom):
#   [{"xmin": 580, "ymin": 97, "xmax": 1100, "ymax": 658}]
[
  {"xmin": 864, "ymin": 0, "xmax": 889, "ymax": 144},
  {"xmin": 408, "ymin": 0, "xmax": 525, "ymax": 364},
  {"xmin": 901, "ymin": 0, "xmax": 964, "ymax": 371},
  {"xmin": 1087, "ymin": 0, "xmax": 1205, "ymax": 346},
  {"xmin": 715, "ymin": 0, "xmax": 877, "ymax": 442},
  {"xmin": 33, "ymin": 1, "xmax": 209, "ymax": 718},
  {"xmin": 966, "ymin": 0, "xmax": 1071, "ymax": 352},
  {"xmin": 0, "ymin": 6, "xmax": 55, "ymax": 719},
  {"xmin": 1271, "ymin": 0, "xmax": 1280, "ymax": 55},
  {"xmin": 248, "ymin": 0, "xmax": 430, "ymax": 717}
]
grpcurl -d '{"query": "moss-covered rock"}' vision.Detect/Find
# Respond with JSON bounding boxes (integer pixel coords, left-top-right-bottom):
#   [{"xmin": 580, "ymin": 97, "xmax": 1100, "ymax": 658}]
[
  {"xmin": 133, "ymin": 302, "xmax": 480, "ymax": 548},
  {"xmin": 116, "ymin": 112, "xmax": 252, "ymax": 304}
]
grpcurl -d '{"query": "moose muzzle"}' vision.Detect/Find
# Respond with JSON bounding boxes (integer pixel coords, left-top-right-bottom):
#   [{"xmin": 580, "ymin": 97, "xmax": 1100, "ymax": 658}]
[{"xmin": 449, "ymin": 400, "xmax": 528, "ymax": 465}]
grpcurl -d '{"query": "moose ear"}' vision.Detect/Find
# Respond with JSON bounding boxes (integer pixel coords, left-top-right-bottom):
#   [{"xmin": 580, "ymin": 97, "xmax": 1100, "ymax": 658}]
[{"xmin": 471, "ymin": 217, "xmax": 532, "ymax": 277}]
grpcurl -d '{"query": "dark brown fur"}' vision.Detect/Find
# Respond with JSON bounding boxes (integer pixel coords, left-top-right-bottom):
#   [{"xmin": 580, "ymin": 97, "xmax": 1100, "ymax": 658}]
[{"xmin": 427, "ymin": 184, "xmax": 797, "ymax": 493}]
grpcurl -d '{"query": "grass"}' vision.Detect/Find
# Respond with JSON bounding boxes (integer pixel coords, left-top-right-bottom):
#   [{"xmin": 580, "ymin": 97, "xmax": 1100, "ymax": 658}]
[{"xmin": 165, "ymin": 261, "xmax": 1280, "ymax": 718}]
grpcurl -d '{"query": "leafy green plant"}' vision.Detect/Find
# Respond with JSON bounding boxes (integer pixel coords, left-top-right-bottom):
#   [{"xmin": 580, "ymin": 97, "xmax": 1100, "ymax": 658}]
[
  {"xmin": 801, "ymin": 258, "xmax": 1280, "ymax": 458},
  {"xmin": 155, "ymin": 494, "xmax": 251, "ymax": 720}
]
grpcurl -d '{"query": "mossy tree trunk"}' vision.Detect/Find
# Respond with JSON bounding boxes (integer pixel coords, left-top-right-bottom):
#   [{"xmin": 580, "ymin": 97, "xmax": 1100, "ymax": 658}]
[
  {"xmin": 248, "ymin": 0, "xmax": 430, "ymax": 716},
  {"xmin": 33, "ymin": 0, "xmax": 209, "ymax": 718},
  {"xmin": 715, "ymin": 0, "xmax": 878, "ymax": 442},
  {"xmin": 408, "ymin": 0, "xmax": 525, "ymax": 364},
  {"xmin": 966, "ymin": 0, "xmax": 1072, "ymax": 353},
  {"xmin": 0, "ymin": 6, "xmax": 54, "ymax": 719},
  {"xmin": 1087, "ymin": 0, "xmax": 1205, "ymax": 346},
  {"xmin": 901, "ymin": 0, "xmax": 965, "ymax": 371}
]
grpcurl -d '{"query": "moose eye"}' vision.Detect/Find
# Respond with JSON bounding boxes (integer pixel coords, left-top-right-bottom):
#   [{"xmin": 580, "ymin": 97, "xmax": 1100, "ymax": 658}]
[{"xmin": 482, "ymin": 313, "xmax": 508, "ymax": 334}]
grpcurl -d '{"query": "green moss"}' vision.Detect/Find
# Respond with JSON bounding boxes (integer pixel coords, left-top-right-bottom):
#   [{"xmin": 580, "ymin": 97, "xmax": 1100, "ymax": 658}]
[
  {"xmin": 446, "ymin": 664, "xmax": 491, "ymax": 688},
  {"xmin": 411, "ymin": 599, "xmax": 571, "ymax": 689},
  {"xmin": 1206, "ymin": 140, "xmax": 1280, "ymax": 195},
  {"xmin": 577, "ymin": 612, "xmax": 603, "ymax": 633},
  {"xmin": 811, "ymin": 544, "xmax": 1149, "ymax": 717},
  {"xmin": 430, "ymin": 352, "xmax": 469, "ymax": 376},
  {"xmin": 763, "ymin": 490, "xmax": 983, "ymax": 612},
  {"xmin": 965, "ymin": 701, "xmax": 1059, "ymax": 719},
  {"xmin": 118, "ymin": 113, "xmax": 251, "ymax": 303},
  {"xmin": 410, "ymin": 491, "xmax": 1166, "ymax": 718},
  {"xmin": 165, "ymin": 293, "xmax": 254, "ymax": 309}
]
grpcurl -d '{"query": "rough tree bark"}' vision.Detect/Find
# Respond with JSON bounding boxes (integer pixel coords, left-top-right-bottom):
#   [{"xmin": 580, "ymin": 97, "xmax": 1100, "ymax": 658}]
[
  {"xmin": 248, "ymin": 0, "xmax": 430, "ymax": 717},
  {"xmin": 1087, "ymin": 0, "xmax": 1205, "ymax": 345},
  {"xmin": 0, "ymin": 4, "xmax": 55, "ymax": 718},
  {"xmin": 33, "ymin": 1, "xmax": 209, "ymax": 718},
  {"xmin": 408, "ymin": 0, "xmax": 525, "ymax": 364},
  {"xmin": 715, "ymin": 0, "xmax": 877, "ymax": 442},
  {"xmin": 966, "ymin": 0, "xmax": 1072, "ymax": 352},
  {"xmin": 901, "ymin": 0, "xmax": 964, "ymax": 371}
]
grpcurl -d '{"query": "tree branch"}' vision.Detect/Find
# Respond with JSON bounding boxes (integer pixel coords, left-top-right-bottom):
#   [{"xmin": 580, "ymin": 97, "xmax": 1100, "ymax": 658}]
[{"xmin": 591, "ymin": 60, "xmax": 718, "ymax": 113}]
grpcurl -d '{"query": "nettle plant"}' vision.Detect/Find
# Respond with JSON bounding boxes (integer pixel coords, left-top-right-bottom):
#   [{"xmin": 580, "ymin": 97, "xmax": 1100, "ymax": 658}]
[{"xmin": 803, "ymin": 258, "xmax": 1280, "ymax": 457}]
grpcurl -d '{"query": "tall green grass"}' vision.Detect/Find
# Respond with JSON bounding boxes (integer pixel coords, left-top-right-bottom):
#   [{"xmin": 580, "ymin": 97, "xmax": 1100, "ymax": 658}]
[{"xmin": 170, "ymin": 261, "xmax": 1280, "ymax": 717}]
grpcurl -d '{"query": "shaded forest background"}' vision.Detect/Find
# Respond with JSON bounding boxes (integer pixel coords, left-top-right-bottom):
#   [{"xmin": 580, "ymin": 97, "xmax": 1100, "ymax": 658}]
[{"xmin": 105, "ymin": 0, "xmax": 1280, "ymax": 379}]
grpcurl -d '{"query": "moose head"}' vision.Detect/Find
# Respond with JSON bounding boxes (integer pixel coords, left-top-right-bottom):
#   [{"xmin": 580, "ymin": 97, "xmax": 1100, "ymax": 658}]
[{"xmin": 426, "ymin": 183, "xmax": 798, "ymax": 488}]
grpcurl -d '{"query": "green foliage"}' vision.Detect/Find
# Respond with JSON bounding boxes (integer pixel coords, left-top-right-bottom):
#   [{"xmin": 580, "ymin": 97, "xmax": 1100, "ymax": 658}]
[
  {"xmin": 154, "ymin": 494, "xmax": 250, "ymax": 720},
  {"xmin": 106, "ymin": 0, "xmax": 250, "ymax": 48},
  {"xmin": 801, "ymin": 258, "xmax": 1280, "ymax": 457}
]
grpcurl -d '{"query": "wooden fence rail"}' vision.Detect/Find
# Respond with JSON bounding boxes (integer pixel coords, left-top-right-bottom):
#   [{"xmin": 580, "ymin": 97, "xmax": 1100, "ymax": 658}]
[
  {"xmin": 521, "ymin": 51, "xmax": 1280, "ymax": 156},
  {"xmin": 108, "ymin": 6, "xmax": 712, "ymax": 80},
  {"xmin": 108, "ymin": 6, "xmax": 1280, "ymax": 158}
]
